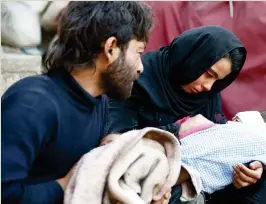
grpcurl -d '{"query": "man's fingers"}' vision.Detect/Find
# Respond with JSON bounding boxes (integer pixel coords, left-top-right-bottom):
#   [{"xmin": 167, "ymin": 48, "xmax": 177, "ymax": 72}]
[
  {"xmin": 152, "ymin": 193, "xmax": 171, "ymax": 204},
  {"xmin": 163, "ymin": 193, "xmax": 171, "ymax": 204},
  {"xmin": 152, "ymin": 186, "xmax": 171, "ymax": 204},
  {"xmin": 164, "ymin": 193, "xmax": 171, "ymax": 204},
  {"xmin": 164, "ymin": 192, "xmax": 171, "ymax": 199},
  {"xmin": 163, "ymin": 199, "xmax": 169, "ymax": 204},
  {"xmin": 158, "ymin": 186, "xmax": 171, "ymax": 198}
]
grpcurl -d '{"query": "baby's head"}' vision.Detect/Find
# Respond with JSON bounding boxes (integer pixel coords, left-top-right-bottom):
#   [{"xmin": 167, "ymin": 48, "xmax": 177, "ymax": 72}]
[
  {"xmin": 232, "ymin": 110, "xmax": 266, "ymax": 124},
  {"xmin": 99, "ymin": 133, "xmax": 121, "ymax": 146}
]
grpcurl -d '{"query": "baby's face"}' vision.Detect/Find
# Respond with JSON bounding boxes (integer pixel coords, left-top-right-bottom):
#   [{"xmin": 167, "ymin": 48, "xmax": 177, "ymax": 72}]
[
  {"xmin": 231, "ymin": 111, "xmax": 266, "ymax": 124},
  {"xmin": 99, "ymin": 134, "xmax": 120, "ymax": 146}
]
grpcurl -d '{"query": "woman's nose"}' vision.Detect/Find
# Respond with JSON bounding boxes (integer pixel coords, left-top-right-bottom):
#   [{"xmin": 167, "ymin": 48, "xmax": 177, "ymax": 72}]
[{"xmin": 202, "ymin": 80, "xmax": 215, "ymax": 91}]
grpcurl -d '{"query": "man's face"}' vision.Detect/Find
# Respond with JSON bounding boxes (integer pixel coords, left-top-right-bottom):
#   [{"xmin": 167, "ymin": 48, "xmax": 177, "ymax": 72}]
[
  {"xmin": 101, "ymin": 39, "xmax": 145, "ymax": 100},
  {"xmin": 182, "ymin": 58, "xmax": 232, "ymax": 94}
]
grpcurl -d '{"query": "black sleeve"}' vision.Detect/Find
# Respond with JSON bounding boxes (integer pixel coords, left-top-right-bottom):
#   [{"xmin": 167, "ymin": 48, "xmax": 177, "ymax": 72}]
[
  {"xmin": 102, "ymin": 96, "xmax": 111, "ymax": 137},
  {"xmin": 108, "ymin": 98, "xmax": 140, "ymax": 134},
  {"xmin": 157, "ymin": 123, "xmax": 181, "ymax": 137},
  {"xmin": 1, "ymin": 91, "xmax": 63, "ymax": 204},
  {"xmin": 108, "ymin": 97, "xmax": 181, "ymax": 136}
]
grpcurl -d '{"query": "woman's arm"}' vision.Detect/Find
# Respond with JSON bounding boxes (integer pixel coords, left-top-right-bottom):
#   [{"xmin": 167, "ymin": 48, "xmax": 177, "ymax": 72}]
[
  {"xmin": 213, "ymin": 94, "xmax": 264, "ymax": 188},
  {"xmin": 108, "ymin": 98, "xmax": 140, "ymax": 134},
  {"xmin": 108, "ymin": 97, "xmax": 181, "ymax": 135}
]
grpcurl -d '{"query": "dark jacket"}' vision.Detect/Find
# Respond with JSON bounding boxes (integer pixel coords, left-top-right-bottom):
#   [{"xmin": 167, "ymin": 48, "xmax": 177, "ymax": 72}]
[
  {"xmin": 108, "ymin": 83, "xmax": 226, "ymax": 135},
  {"xmin": 108, "ymin": 26, "xmax": 246, "ymax": 135},
  {"xmin": 1, "ymin": 69, "xmax": 108, "ymax": 204}
]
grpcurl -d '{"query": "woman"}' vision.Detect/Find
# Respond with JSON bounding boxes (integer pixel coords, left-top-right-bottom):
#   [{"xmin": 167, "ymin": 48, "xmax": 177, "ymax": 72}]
[{"xmin": 108, "ymin": 26, "xmax": 265, "ymax": 203}]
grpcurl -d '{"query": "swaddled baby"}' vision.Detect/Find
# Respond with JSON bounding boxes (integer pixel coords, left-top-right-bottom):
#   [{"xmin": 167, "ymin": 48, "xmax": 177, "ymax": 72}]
[{"xmin": 102, "ymin": 111, "xmax": 266, "ymax": 194}]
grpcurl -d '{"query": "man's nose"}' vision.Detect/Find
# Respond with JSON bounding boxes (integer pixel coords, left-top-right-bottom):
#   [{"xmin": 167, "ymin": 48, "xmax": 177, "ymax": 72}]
[{"xmin": 137, "ymin": 60, "xmax": 144, "ymax": 74}]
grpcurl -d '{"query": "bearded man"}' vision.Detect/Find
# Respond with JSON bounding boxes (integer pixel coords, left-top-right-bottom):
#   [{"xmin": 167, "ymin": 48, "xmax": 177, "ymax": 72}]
[{"xmin": 1, "ymin": 2, "xmax": 155, "ymax": 204}]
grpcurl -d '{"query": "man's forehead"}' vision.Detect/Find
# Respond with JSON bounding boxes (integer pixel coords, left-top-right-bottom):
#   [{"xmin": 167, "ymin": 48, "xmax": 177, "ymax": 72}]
[{"xmin": 129, "ymin": 39, "xmax": 146, "ymax": 48}]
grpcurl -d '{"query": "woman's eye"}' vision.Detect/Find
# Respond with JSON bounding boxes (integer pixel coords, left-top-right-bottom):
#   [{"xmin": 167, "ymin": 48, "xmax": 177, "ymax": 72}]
[{"xmin": 206, "ymin": 72, "xmax": 213, "ymax": 77}]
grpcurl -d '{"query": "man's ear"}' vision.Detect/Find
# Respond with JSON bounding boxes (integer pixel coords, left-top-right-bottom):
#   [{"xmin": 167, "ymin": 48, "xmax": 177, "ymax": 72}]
[{"xmin": 103, "ymin": 37, "xmax": 121, "ymax": 65}]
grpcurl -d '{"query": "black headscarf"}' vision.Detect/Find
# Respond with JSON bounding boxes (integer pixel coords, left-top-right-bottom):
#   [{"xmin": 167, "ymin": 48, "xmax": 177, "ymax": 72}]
[{"xmin": 136, "ymin": 25, "xmax": 246, "ymax": 118}]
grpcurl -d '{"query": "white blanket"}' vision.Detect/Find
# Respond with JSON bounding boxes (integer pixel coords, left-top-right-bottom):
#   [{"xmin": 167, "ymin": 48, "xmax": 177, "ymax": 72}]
[
  {"xmin": 232, "ymin": 111, "xmax": 265, "ymax": 124},
  {"xmin": 64, "ymin": 127, "xmax": 202, "ymax": 204}
]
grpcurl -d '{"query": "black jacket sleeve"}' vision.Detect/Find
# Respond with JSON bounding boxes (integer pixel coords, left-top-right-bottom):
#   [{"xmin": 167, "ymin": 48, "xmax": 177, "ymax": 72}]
[
  {"xmin": 108, "ymin": 98, "xmax": 180, "ymax": 136},
  {"xmin": 2, "ymin": 91, "xmax": 63, "ymax": 204}
]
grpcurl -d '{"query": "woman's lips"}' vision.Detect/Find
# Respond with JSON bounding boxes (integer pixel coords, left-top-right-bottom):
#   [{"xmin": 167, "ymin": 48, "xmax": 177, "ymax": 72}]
[{"xmin": 192, "ymin": 88, "xmax": 199, "ymax": 94}]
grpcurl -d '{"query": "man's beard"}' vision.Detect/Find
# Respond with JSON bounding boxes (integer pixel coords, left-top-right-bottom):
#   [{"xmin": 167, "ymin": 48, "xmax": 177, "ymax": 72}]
[{"xmin": 101, "ymin": 52, "xmax": 140, "ymax": 100}]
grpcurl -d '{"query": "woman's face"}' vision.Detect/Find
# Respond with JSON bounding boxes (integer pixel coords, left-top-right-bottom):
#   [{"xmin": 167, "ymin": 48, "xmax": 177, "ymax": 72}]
[{"xmin": 182, "ymin": 58, "xmax": 232, "ymax": 94}]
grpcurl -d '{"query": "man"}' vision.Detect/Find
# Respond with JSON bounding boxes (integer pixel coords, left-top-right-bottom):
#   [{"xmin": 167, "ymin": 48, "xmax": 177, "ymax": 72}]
[{"xmin": 1, "ymin": 2, "xmax": 156, "ymax": 203}]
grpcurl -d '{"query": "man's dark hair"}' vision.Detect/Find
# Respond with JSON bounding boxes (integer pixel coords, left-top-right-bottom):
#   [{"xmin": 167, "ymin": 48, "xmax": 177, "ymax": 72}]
[{"xmin": 44, "ymin": 1, "xmax": 153, "ymax": 73}]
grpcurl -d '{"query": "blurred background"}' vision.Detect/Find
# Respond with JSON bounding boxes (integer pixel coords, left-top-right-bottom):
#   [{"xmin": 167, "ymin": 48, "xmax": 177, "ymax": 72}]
[{"xmin": 1, "ymin": 1, "xmax": 266, "ymax": 119}]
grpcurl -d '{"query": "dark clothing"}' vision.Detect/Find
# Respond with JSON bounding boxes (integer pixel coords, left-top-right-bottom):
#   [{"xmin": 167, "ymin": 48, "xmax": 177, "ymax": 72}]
[
  {"xmin": 107, "ymin": 26, "xmax": 266, "ymax": 203},
  {"xmin": 1, "ymin": 69, "xmax": 108, "ymax": 204},
  {"xmin": 108, "ymin": 82, "xmax": 226, "ymax": 135},
  {"xmin": 169, "ymin": 185, "xmax": 205, "ymax": 204},
  {"xmin": 206, "ymin": 171, "xmax": 266, "ymax": 204},
  {"xmin": 137, "ymin": 26, "xmax": 246, "ymax": 118},
  {"xmin": 109, "ymin": 90, "xmax": 266, "ymax": 204},
  {"xmin": 168, "ymin": 171, "xmax": 266, "ymax": 204},
  {"xmin": 108, "ymin": 26, "xmax": 245, "ymax": 134}
]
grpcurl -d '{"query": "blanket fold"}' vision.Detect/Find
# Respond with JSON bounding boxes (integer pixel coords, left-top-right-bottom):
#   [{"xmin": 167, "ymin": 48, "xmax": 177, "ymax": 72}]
[{"xmin": 64, "ymin": 127, "xmax": 202, "ymax": 204}]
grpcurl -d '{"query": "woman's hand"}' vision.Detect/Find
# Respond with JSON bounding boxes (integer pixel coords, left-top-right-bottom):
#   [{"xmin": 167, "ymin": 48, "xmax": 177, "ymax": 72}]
[{"xmin": 233, "ymin": 161, "xmax": 263, "ymax": 189}]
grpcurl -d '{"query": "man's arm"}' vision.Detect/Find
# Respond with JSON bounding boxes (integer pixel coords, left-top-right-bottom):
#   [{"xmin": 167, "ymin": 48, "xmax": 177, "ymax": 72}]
[{"xmin": 2, "ymin": 91, "xmax": 63, "ymax": 204}]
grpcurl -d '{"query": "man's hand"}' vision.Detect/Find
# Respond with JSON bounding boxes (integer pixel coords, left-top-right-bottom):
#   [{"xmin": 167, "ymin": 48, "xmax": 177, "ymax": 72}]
[
  {"xmin": 233, "ymin": 161, "xmax": 263, "ymax": 189},
  {"xmin": 178, "ymin": 114, "xmax": 214, "ymax": 135},
  {"xmin": 56, "ymin": 163, "xmax": 77, "ymax": 191},
  {"xmin": 152, "ymin": 191, "xmax": 171, "ymax": 204},
  {"xmin": 115, "ymin": 189, "xmax": 171, "ymax": 204}
]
